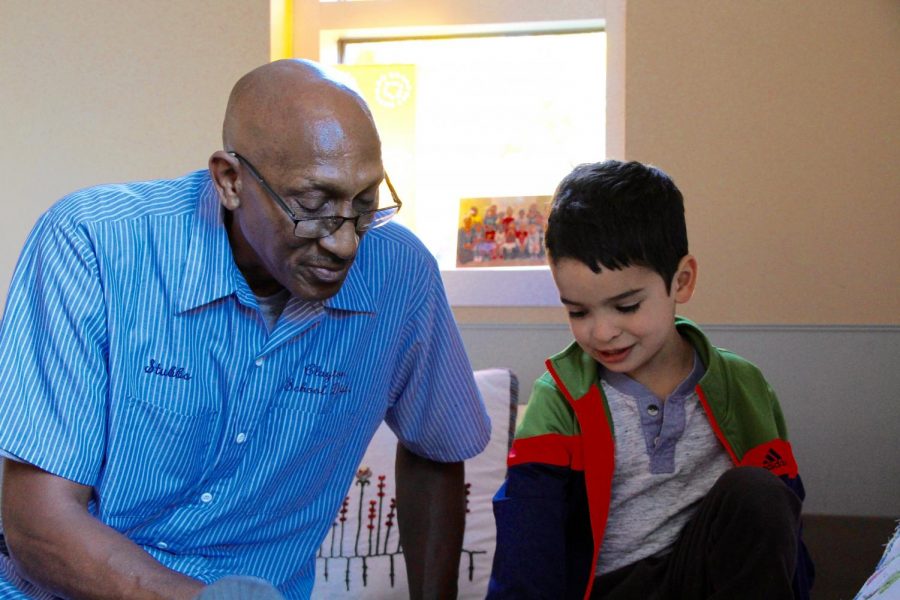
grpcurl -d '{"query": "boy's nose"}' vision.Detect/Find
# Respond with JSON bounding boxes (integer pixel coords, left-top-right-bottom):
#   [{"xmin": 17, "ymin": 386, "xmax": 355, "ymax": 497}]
[{"xmin": 593, "ymin": 319, "xmax": 621, "ymax": 343}]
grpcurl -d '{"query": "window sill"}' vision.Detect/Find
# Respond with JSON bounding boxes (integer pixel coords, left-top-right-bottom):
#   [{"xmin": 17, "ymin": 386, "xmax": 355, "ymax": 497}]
[{"xmin": 441, "ymin": 267, "xmax": 560, "ymax": 307}]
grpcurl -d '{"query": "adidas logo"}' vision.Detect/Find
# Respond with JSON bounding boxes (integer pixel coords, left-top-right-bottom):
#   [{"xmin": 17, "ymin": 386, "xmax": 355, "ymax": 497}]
[{"xmin": 762, "ymin": 448, "xmax": 787, "ymax": 471}]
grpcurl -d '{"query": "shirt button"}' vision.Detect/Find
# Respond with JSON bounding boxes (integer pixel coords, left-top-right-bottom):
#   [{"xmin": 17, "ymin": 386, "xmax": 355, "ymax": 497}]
[
  {"xmin": 200, "ymin": 492, "xmax": 213, "ymax": 504},
  {"xmin": 647, "ymin": 404, "xmax": 660, "ymax": 416},
  {"xmin": 156, "ymin": 541, "xmax": 168, "ymax": 550},
  {"xmin": 255, "ymin": 357, "xmax": 265, "ymax": 367},
  {"xmin": 235, "ymin": 432, "xmax": 247, "ymax": 444},
  {"xmin": 654, "ymin": 436, "xmax": 661, "ymax": 447}
]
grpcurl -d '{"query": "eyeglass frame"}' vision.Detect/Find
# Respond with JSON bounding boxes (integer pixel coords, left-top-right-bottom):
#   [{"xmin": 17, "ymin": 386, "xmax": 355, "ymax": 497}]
[{"xmin": 227, "ymin": 151, "xmax": 402, "ymax": 239}]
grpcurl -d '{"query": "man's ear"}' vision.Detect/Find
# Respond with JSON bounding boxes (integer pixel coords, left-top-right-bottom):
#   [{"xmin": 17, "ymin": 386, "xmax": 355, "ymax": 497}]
[
  {"xmin": 209, "ymin": 151, "xmax": 242, "ymax": 211},
  {"xmin": 672, "ymin": 254, "xmax": 698, "ymax": 304}
]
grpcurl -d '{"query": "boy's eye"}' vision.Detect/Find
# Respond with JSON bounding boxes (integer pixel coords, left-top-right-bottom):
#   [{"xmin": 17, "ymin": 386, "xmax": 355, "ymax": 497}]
[
  {"xmin": 567, "ymin": 309, "xmax": 587, "ymax": 319},
  {"xmin": 617, "ymin": 302, "xmax": 641, "ymax": 314}
]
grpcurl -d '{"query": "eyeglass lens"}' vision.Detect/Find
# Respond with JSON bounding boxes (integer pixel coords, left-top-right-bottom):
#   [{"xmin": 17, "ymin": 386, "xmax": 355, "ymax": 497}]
[{"xmin": 293, "ymin": 207, "xmax": 399, "ymax": 238}]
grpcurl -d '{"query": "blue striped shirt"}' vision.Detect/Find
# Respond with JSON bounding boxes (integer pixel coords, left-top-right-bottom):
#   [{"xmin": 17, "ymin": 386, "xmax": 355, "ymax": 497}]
[{"xmin": 0, "ymin": 170, "xmax": 491, "ymax": 598}]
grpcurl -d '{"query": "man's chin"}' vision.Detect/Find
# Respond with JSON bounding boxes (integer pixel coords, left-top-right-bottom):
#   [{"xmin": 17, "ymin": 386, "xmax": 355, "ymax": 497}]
[{"xmin": 287, "ymin": 276, "xmax": 346, "ymax": 302}]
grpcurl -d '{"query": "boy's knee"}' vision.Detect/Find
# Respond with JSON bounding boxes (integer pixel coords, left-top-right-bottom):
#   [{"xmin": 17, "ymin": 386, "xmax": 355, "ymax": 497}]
[{"xmin": 712, "ymin": 467, "xmax": 801, "ymax": 525}]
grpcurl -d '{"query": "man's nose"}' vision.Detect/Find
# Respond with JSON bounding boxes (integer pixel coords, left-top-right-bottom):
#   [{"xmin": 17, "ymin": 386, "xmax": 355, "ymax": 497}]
[{"xmin": 319, "ymin": 218, "xmax": 360, "ymax": 260}]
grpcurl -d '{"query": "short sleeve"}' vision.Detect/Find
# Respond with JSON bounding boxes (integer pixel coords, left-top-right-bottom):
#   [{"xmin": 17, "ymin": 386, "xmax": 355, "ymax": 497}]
[
  {"xmin": 0, "ymin": 212, "xmax": 109, "ymax": 484},
  {"xmin": 383, "ymin": 262, "xmax": 490, "ymax": 462}
]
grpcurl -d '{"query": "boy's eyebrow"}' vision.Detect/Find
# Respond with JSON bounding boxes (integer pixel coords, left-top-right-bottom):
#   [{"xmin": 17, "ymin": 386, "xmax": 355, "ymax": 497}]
[
  {"xmin": 559, "ymin": 288, "xmax": 642, "ymax": 306},
  {"xmin": 605, "ymin": 288, "xmax": 642, "ymax": 303}
]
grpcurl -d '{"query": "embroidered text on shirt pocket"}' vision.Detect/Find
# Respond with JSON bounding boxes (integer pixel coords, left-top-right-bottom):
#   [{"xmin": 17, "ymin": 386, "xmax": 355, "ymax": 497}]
[{"xmin": 275, "ymin": 364, "xmax": 358, "ymax": 414}]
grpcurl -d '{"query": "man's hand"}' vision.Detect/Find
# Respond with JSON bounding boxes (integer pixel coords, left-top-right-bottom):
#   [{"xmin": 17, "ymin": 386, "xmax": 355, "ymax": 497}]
[
  {"xmin": 1, "ymin": 459, "xmax": 205, "ymax": 600},
  {"xmin": 395, "ymin": 444, "xmax": 466, "ymax": 600}
]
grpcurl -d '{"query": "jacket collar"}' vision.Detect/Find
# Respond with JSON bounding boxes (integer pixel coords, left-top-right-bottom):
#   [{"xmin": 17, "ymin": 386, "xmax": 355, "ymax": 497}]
[{"xmin": 546, "ymin": 317, "xmax": 716, "ymax": 402}]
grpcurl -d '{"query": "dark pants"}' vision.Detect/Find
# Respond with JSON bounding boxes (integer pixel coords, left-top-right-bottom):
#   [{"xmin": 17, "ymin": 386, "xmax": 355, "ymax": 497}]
[{"xmin": 591, "ymin": 467, "xmax": 802, "ymax": 600}]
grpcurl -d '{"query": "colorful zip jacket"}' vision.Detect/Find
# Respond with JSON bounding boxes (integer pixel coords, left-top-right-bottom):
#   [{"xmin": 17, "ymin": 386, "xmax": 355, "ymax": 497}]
[{"xmin": 489, "ymin": 318, "xmax": 814, "ymax": 599}]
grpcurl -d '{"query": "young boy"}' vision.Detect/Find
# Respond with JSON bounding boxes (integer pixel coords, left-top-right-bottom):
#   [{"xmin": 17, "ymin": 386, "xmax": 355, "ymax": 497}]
[{"xmin": 489, "ymin": 161, "xmax": 814, "ymax": 599}]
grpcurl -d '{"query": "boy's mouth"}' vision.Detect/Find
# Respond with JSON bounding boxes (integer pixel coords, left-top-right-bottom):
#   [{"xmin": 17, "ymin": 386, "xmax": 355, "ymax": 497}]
[{"xmin": 596, "ymin": 346, "xmax": 632, "ymax": 364}]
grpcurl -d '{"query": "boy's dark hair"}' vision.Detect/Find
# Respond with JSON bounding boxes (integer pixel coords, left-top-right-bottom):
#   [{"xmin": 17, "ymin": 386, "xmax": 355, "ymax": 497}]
[{"xmin": 545, "ymin": 160, "xmax": 688, "ymax": 291}]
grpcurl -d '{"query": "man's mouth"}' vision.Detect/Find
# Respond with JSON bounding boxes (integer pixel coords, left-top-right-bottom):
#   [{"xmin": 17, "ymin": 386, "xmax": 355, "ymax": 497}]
[{"xmin": 305, "ymin": 263, "xmax": 349, "ymax": 284}]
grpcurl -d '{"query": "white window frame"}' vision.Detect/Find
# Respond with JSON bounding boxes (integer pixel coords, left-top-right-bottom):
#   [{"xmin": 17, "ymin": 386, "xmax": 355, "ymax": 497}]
[{"xmin": 290, "ymin": 0, "xmax": 625, "ymax": 306}]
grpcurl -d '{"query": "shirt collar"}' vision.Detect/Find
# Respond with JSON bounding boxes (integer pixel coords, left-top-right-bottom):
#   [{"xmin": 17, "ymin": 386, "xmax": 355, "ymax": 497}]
[
  {"xmin": 602, "ymin": 348, "xmax": 705, "ymax": 401},
  {"xmin": 177, "ymin": 172, "xmax": 239, "ymax": 313},
  {"xmin": 322, "ymin": 251, "xmax": 376, "ymax": 315}
]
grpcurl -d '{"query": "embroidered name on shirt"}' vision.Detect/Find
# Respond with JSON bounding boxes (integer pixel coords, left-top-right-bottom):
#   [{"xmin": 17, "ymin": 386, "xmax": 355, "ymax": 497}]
[
  {"xmin": 143, "ymin": 358, "xmax": 192, "ymax": 380},
  {"xmin": 283, "ymin": 363, "xmax": 350, "ymax": 395}
]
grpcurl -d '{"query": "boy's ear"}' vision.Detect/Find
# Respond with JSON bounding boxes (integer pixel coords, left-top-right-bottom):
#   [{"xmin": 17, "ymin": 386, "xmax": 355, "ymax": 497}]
[{"xmin": 672, "ymin": 255, "xmax": 698, "ymax": 304}]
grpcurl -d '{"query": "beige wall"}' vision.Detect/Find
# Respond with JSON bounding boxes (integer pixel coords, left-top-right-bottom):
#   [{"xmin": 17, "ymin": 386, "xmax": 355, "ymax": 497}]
[
  {"xmin": 0, "ymin": 0, "xmax": 268, "ymax": 301},
  {"xmin": 622, "ymin": 0, "xmax": 900, "ymax": 325},
  {"xmin": 459, "ymin": 0, "xmax": 900, "ymax": 327}
]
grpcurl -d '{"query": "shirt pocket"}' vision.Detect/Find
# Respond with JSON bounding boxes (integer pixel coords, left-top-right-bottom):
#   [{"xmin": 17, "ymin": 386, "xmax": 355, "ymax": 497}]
[
  {"xmin": 103, "ymin": 393, "xmax": 218, "ymax": 517},
  {"xmin": 248, "ymin": 408, "xmax": 362, "ymax": 518}
]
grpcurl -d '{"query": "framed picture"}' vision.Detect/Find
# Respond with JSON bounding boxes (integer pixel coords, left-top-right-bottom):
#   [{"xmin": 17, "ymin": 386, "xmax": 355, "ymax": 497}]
[{"xmin": 456, "ymin": 195, "xmax": 552, "ymax": 268}]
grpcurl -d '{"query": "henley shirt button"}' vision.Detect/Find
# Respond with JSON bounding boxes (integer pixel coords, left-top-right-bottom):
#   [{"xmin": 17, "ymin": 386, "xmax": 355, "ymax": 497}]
[
  {"xmin": 255, "ymin": 357, "xmax": 265, "ymax": 367},
  {"xmin": 156, "ymin": 541, "xmax": 168, "ymax": 549},
  {"xmin": 647, "ymin": 404, "xmax": 660, "ymax": 416},
  {"xmin": 200, "ymin": 492, "xmax": 213, "ymax": 504},
  {"xmin": 235, "ymin": 432, "xmax": 247, "ymax": 444}
]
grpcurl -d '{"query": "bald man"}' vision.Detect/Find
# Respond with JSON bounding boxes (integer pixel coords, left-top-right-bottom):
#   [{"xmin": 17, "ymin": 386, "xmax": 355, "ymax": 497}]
[{"xmin": 0, "ymin": 60, "xmax": 490, "ymax": 599}]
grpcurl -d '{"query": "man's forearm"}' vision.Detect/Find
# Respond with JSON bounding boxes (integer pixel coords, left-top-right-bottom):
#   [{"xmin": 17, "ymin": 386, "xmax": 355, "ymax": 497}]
[
  {"xmin": 7, "ymin": 510, "xmax": 205, "ymax": 600},
  {"xmin": 2, "ymin": 460, "xmax": 205, "ymax": 600},
  {"xmin": 395, "ymin": 444, "xmax": 466, "ymax": 600}
]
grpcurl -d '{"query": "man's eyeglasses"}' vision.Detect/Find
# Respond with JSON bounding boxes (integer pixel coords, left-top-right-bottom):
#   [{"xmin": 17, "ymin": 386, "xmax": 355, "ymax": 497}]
[{"xmin": 228, "ymin": 151, "xmax": 402, "ymax": 239}]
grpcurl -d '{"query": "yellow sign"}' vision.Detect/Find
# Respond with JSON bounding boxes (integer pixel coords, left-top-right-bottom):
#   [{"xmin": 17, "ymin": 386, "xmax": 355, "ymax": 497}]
[{"xmin": 336, "ymin": 65, "xmax": 417, "ymax": 227}]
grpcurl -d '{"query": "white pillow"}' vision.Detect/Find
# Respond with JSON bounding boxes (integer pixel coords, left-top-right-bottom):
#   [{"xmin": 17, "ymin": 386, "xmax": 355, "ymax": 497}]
[
  {"xmin": 855, "ymin": 521, "xmax": 900, "ymax": 599},
  {"xmin": 311, "ymin": 368, "xmax": 518, "ymax": 599}
]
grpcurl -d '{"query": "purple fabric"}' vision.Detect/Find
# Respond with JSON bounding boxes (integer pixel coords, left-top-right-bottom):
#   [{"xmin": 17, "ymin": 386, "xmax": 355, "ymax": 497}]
[{"xmin": 601, "ymin": 351, "xmax": 705, "ymax": 474}]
